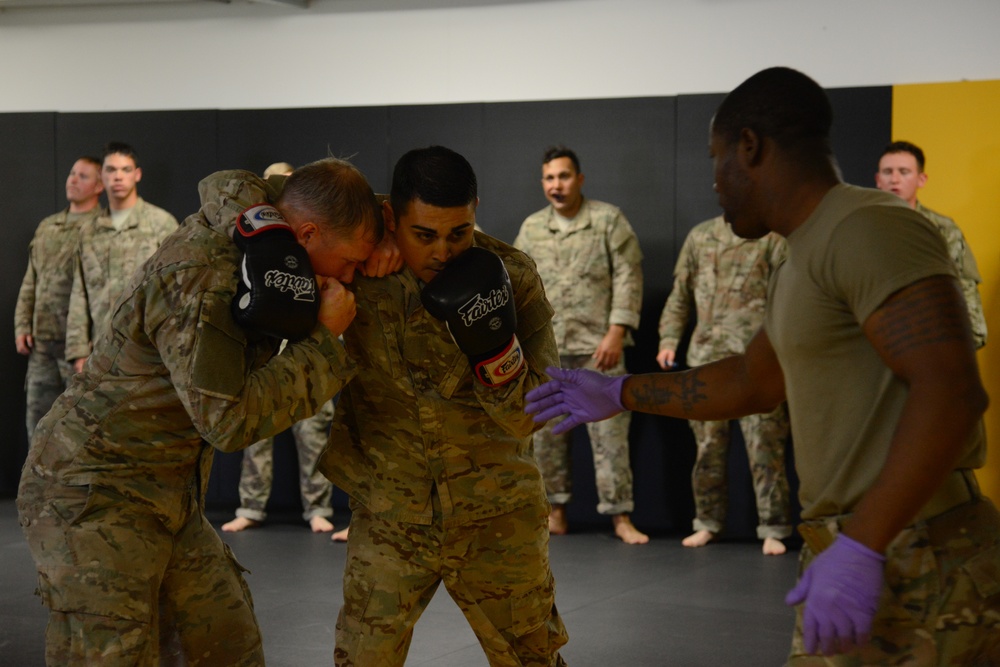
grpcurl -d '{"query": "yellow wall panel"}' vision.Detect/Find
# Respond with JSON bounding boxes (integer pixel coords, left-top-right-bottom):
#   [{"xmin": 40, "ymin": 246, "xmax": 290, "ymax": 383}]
[{"xmin": 892, "ymin": 80, "xmax": 1000, "ymax": 501}]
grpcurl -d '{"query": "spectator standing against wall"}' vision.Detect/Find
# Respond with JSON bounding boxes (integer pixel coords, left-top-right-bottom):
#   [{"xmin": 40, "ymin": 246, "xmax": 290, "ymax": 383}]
[
  {"xmin": 657, "ymin": 214, "xmax": 792, "ymax": 555},
  {"xmin": 14, "ymin": 156, "xmax": 104, "ymax": 439},
  {"xmin": 65, "ymin": 142, "xmax": 178, "ymax": 371},
  {"xmin": 875, "ymin": 140, "xmax": 987, "ymax": 348},
  {"xmin": 514, "ymin": 145, "xmax": 648, "ymax": 544}
]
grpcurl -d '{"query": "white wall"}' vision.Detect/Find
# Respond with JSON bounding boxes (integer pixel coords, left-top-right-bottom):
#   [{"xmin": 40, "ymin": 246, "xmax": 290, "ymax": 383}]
[{"xmin": 1, "ymin": 0, "xmax": 998, "ymax": 113}]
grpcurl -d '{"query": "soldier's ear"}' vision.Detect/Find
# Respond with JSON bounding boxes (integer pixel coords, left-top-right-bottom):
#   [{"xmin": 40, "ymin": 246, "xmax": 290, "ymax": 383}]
[{"xmin": 383, "ymin": 201, "xmax": 397, "ymax": 234}]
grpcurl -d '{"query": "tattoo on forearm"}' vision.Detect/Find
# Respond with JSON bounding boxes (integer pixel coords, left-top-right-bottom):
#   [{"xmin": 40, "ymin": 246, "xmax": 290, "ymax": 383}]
[
  {"xmin": 873, "ymin": 278, "xmax": 967, "ymax": 360},
  {"xmin": 628, "ymin": 369, "xmax": 707, "ymax": 417}
]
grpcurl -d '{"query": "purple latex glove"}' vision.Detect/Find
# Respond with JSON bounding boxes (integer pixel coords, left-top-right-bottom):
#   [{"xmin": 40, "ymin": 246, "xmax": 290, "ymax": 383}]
[
  {"xmin": 785, "ymin": 533, "xmax": 886, "ymax": 656},
  {"xmin": 524, "ymin": 366, "xmax": 628, "ymax": 435}
]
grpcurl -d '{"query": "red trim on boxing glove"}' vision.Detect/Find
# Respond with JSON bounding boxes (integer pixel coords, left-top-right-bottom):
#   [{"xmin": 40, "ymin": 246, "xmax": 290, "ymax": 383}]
[
  {"xmin": 234, "ymin": 204, "xmax": 294, "ymax": 241},
  {"xmin": 473, "ymin": 334, "xmax": 525, "ymax": 387}
]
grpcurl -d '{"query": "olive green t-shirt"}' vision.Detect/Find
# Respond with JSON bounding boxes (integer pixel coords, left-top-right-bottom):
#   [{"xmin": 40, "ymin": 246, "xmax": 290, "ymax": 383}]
[{"xmin": 765, "ymin": 184, "xmax": 985, "ymax": 520}]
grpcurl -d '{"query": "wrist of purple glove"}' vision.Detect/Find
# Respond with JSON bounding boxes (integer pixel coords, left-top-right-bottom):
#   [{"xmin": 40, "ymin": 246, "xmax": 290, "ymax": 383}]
[
  {"xmin": 524, "ymin": 366, "xmax": 628, "ymax": 435},
  {"xmin": 785, "ymin": 533, "xmax": 886, "ymax": 656}
]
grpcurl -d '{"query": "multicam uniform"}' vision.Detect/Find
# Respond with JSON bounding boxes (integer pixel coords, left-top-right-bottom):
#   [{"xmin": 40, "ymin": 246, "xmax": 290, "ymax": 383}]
[
  {"xmin": 514, "ymin": 199, "xmax": 643, "ymax": 516},
  {"xmin": 235, "ymin": 398, "xmax": 336, "ymax": 523},
  {"xmin": 17, "ymin": 171, "xmax": 352, "ymax": 666},
  {"xmin": 318, "ymin": 231, "xmax": 568, "ymax": 667},
  {"xmin": 14, "ymin": 207, "xmax": 100, "ymax": 438},
  {"xmin": 657, "ymin": 215, "xmax": 791, "ymax": 540},
  {"xmin": 65, "ymin": 197, "xmax": 178, "ymax": 362},
  {"xmin": 769, "ymin": 185, "xmax": 1000, "ymax": 665},
  {"xmin": 915, "ymin": 201, "xmax": 987, "ymax": 349}
]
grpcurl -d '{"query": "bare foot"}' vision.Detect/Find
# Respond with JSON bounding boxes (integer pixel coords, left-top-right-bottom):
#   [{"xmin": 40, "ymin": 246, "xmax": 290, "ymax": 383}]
[
  {"xmin": 222, "ymin": 516, "xmax": 261, "ymax": 533},
  {"xmin": 331, "ymin": 527, "xmax": 350, "ymax": 542},
  {"xmin": 309, "ymin": 516, "xmax": 335, "ymax": 533},
  {"xmin": 682, "ymin": 529, "xmax": 715, "ymax": 548},
  {"xmin": 548, "ymin": 505, "xmax": 568, "ymax": 535},
  {"xmin": 613, "ymin": 514, "xmax": 649, "ymax": 544},
  {"xmin": 762, "ymin": 536, "xmax": 787, "ymax": 555}
]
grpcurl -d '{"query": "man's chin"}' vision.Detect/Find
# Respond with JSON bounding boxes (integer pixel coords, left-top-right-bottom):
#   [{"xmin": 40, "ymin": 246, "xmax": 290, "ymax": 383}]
[
  {"xmin": 724, "ymin": 216, "xmax": 768, "ymax": 240},
  {"xmin": 420, "ymin": 268, "xmax": 442, "ymax": 284}
]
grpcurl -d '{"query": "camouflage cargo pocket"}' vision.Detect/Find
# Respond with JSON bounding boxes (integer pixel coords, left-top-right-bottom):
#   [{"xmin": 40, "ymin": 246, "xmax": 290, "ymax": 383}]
[
  {"xmin": 509, "ymin": 571, "xmax": 557, "ymax": 637},
  {"xmin": 38, "ymin": 563, "xmax": 153, "ymax": 660},
  {"xmin": 221, "ymin": 542, "xmax": 256, "ymax": 611},
  {"xmin": 880, "ymin": 534, "xmax": 939, "ymax": 628},
  {"xmin": 506, "ymin": 570, "xmax": 568, "ymax": 661}
]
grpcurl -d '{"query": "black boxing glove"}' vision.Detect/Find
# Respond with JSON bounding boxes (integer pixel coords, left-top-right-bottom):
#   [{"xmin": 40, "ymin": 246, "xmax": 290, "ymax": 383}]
[
  {"xmin": 421, "ymin": 246, "xmax": 525, "ymax": 387},
  {"xmin": 232, "ymin": 204, "xmax": 318, "ymax": 341}
]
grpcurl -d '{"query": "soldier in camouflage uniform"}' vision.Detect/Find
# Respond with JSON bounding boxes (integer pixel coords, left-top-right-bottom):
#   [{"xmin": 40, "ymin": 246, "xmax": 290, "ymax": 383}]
[
  {"xmin": 318, "ymin": 146, "xmax": 568, "ymax": 667},
  {"xmin": 65, "ymin": 142, "xmax": 178, "ymax": 370},
  {"xmin": 222, "ymin": 398, "xmax": 339, "ymax": 534},
  {"xmin": 14, "ymin": 157, "xmax": 104, "ymax": 440},
  {"xmin": 656, "ymin": 215, "xmax": 792, "ymax": 555},
  {"xmin": 525, "ymin": 68, "xmax": 1000, "ymax": 665},
  {"xmin": 513, "ymin": 146, "xmax": 647, "ymax": 544},
  {"xmin": 875, "ymin": 140, "xmax": 987, "ymax": 348},
  {"xmin": 17, "ymin": 159, "xmax": 382, "ymax": 665}
]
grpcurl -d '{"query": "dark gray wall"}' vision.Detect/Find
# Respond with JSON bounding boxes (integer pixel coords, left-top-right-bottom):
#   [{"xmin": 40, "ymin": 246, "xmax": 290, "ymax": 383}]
[{"xmin": 0, "ymin": 86, "xmax": 891, "ymax": 536}]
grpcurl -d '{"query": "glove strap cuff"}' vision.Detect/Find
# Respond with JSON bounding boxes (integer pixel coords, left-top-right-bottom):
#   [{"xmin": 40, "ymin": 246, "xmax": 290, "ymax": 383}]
[
  {"xmin": 474, "ymin": 335, "xmax": 524, "ymax": 387},
  {"xmin": 235, "ymin": 204, "xmax": 293, "ymax": 239}
]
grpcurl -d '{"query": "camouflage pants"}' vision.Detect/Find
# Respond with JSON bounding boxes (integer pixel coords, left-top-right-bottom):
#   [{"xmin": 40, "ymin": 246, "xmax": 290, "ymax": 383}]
[
  {"xmin": 335, "ymin": 503, "xmax": 568, "ymax": 667},
  {"xmin": 787, "ymin": 497, "xmax": 1000, "ymax": 666},
  {"xmin": 236, "ymin": 398, "xmax": 335, "ymax": 522},
  {"xmin": 533, "ymin": 354, "xmax": 634, "ymax": 515},
  {"xmin": 17, "ymin": 475, "xmax": 263, "ymax": 666},
  {"xmin": 24, "ymin": 339, "xmax": 74, "ymax": 441},
  {"xmin": 687, "ymin": 404, "xmax": 792, "ymax": 539}
]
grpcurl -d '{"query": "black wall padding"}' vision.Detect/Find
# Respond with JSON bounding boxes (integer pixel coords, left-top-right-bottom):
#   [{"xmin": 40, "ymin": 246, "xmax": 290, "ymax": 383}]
[{"xmin": 0, "ymin": 86, "xmax": 891, "ymax": 537}]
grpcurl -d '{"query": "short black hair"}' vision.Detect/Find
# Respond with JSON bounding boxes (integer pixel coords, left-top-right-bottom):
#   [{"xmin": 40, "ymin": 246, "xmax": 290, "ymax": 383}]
[
  {"xmin": 712, "ymin": 67, "xmax": 833, "ymax": 155},
  {"xmin": 102, "ymin": 141, "xmax": 139, "ymax": 168},
  {"xmin": 542, "ymin": 145, "xmax": 581, "ymax": 173},
  {"xmin": 390, "ymin": 146, "xmax": 478, "ymax": 218},
  {"xmin": 880, "ymin": 141, "xmax": 926, "ymax": 172}
]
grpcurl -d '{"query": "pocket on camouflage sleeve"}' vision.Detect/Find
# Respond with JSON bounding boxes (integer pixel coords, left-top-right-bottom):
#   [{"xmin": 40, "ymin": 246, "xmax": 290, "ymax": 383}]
[
  {"xmin": 963, "ymin": 544, "xmax": 1000, "ymax": 599},
  {"xmin": 192, "ymin": 296, "xmax": 247, "ymax": 400}
]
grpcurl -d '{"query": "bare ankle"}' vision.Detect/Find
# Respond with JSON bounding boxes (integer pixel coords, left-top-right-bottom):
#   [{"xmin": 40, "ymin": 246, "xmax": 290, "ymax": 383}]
[{"xmin": 548, "ymin": 505, "xmax": 568, "ymax": 535}]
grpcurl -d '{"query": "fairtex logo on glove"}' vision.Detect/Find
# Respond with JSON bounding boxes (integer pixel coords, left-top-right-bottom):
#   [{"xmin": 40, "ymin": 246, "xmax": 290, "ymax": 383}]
[
  {"xmin": 476, "ymin": 335, "xmax": 524, "ymax": 387},
  {"xmin": 235, "ymin": 204, "xmax": 292, "ymax": 237},
  {"xmin": 263, "ymin": 270, "xmax": 316, "ymax": 302},
  {"xmin": 457, "ymin": 285, "xmax": 510, "ymax": 329}
]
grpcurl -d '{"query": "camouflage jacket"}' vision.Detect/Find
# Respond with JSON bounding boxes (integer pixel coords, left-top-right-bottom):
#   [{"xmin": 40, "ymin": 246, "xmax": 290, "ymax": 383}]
[
  {"xmin": 65, "ymin": 197, "xmax": 179, "ymax": 360},
  {"xmin": 658, "ymin": 216, "xmax": 786, "ymax": 365},
  {"xmin": 319, "ymin": 231, "xmax": 557, "ymax": 527},
  {"xmin": 514, "ymin": 199, "xmax": 643, "ymax": 355},
  {"xmin": 14, "ymin": 207, "xmax": 100, "ymax": 341},
  {"xmin": 915, "ymin": 202, "xmax": 987, "ymax": 348},
  {"xmin": 23, "ymin": 171, "xmax": 353, "ymax": 533}
]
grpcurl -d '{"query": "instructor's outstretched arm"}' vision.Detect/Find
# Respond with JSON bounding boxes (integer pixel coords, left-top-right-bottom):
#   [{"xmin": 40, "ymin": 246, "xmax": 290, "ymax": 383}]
[{"xmin": 526, "ymin": 327, "xmax": 785, "ymax": 433}]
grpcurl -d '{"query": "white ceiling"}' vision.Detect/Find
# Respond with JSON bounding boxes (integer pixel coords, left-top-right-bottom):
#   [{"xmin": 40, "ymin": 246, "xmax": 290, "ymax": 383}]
[{"xmin": 0, "ymin": 0, "xmax": 308, "ymax": 8}]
